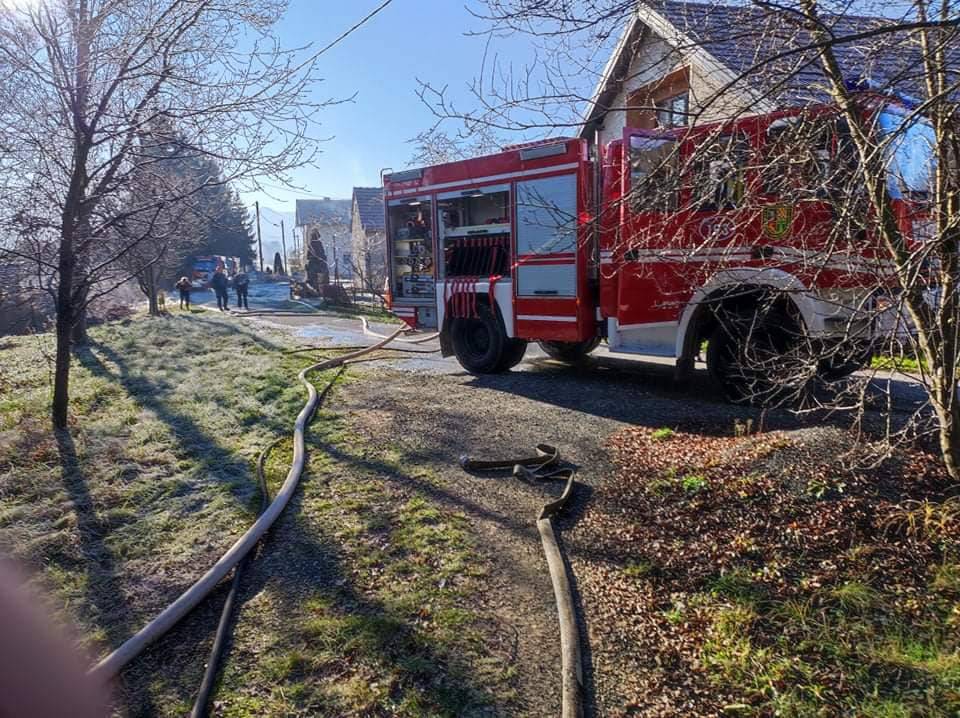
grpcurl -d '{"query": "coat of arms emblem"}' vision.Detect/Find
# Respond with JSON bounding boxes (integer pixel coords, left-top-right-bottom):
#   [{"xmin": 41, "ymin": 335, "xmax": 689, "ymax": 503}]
[{"xmin": 762, "ymin": 205, "xmax": 793, "ymax": 239}]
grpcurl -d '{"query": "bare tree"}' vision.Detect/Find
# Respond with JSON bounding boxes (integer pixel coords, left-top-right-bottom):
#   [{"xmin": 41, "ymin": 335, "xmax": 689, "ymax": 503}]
[
  {"xmin": 0, "ymin": 0, "xmax": 327, "ymax": 428},
  {"xmin": 416, "ymin": 0, "xmax": 960, "ymax": 477}
]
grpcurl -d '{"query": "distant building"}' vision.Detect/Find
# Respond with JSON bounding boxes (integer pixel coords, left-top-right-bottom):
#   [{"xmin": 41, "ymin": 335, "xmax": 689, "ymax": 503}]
[
  {"xmin": 349, "ymin": 187, "xmax": 386, "ymax": 293},
  {"xmin": 295, "ymin": 197, "xmax": 352, "ymax": 284}
]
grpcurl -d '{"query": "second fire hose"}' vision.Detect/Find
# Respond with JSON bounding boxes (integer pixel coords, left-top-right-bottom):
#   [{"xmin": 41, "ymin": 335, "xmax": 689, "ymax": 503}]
[
  {"xmin": 89, "ymin": 326, "xmax": 407, "ymax": 681},
  {"xmin": 460, "ymin": 445, "xmax": 584, "ymax": 718}
]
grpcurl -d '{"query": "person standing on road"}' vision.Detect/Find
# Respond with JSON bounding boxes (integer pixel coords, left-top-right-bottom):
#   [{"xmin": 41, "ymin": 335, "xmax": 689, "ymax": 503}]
[
  {"xmin": 234, "ymin": 270, "xmax": 250, "ymax": 310},
  {"xmin": 211, "ymin": 267, "xmax": 230, "ymax": 311},
  {"xmin": 175, "ymin": 276, "xmax": 192, "ymax": 310}
]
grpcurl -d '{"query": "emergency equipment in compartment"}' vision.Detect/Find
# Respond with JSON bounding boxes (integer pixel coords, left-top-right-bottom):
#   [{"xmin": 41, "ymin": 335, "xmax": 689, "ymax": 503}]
[{"xmin": 381, "ymin": 95, "xmax": 932, "ymax": 400}]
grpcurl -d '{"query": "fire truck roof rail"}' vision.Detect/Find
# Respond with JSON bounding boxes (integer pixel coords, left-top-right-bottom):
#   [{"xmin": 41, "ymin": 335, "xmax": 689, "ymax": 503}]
[
  {"xmin": 384, "ymin": 168, "xmax": 423, "ymax": 184},
  {"xmin": 501, "ymin": 137, "xmax": 577, "ymax": 153}
]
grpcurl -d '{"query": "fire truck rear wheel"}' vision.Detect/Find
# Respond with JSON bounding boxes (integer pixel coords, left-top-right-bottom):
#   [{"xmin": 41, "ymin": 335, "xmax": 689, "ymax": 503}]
[
  {"xmin": 538, "ymin": 337, "xmax": 601, "ymax": 363},
  {"xmin": 451, "ymin": 305, "xmax": 509, "ymax": 374},
  {"xmin": 706, "ymin": 305, "xmax": 805, "ymax": 405}
]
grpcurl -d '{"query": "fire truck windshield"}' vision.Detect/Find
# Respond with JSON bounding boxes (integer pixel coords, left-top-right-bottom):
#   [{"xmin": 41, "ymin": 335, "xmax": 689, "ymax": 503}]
[{"xmin": 879, "ymin": 107, "xmax": 936, "ymax": 200}]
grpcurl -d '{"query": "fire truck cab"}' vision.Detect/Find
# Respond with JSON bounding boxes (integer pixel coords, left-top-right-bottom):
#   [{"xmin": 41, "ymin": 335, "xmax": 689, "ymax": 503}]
[{"xmin": 383, "ymin": 99, "xmax": 931, "ymax": 399}]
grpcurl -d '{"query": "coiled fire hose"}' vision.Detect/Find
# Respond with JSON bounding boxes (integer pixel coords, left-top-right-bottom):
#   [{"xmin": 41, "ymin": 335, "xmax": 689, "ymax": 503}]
[
  {"xmin": 460, "ymin": 446, "xmax": 583, "ymax": 718},
  {"xmin": 89, "ymin": 327, "xmax": 407, "ymax": 682}
]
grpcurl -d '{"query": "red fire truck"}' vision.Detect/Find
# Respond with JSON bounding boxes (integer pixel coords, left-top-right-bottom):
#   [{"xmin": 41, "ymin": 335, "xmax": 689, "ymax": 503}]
[{"xmin": 383, "ymin": 96, "xmax": 933, "ymax": 399}]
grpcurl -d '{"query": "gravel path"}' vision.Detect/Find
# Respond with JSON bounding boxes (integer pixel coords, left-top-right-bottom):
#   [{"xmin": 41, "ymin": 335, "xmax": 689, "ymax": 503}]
[{"xmin": 236, "ymin": 292, "xmax": 930, "ymax": 715}]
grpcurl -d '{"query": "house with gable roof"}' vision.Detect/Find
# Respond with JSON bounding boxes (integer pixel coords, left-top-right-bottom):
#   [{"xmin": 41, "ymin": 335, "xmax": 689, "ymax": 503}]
[
  {"xmin": 349, "ymin": 187, "xmax": 387, "ymax": 293},
  {"xmin": 581, "ymin": 1, "xmax": 934, "ymax": 146}
]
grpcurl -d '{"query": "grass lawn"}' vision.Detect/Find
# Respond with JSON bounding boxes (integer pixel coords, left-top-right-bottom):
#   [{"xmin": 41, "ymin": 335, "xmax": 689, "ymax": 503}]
[
  {"xmin": 0, "ymin": 311, "xmax": 510, "ymax": 716},
  {"xmin": 871, "ymin": 353, "xmax": 924, "ymax": 374}
]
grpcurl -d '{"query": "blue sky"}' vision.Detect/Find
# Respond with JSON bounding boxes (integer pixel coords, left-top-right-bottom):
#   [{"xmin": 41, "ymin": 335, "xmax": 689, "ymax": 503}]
[{"xmin": 244, "ymin": 1, "xmax": 537, "ymax": 214}]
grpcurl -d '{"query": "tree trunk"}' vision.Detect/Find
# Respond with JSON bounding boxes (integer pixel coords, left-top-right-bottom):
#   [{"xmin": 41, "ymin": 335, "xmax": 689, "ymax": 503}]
[
  {"xmin": 53, "ymin": 314, "xmax": 73, "ymax": 429},
  {"xmin": 147, "ymin": 269, "xmax": 159, "ymax": 316},
  {"xmin": 932, "ymin": 379, "xmax": 960, "ymax": 482},
  {"xmin": 53, "ymin": 237, "xmax": 75, "ymax": 430},
  {"xmin": 71, "ymin": 300, "xmax": 88, "ymax": 344}
]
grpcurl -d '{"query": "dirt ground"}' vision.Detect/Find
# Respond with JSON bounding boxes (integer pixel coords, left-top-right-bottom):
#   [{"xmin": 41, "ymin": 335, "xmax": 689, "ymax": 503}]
[
  {"xmin": 244, "ymin": 303, "xmax": 949, "ymax": 716},
  {"xmin": 257, "ymin": 306, "xmax": 789, "ymax": 716}
]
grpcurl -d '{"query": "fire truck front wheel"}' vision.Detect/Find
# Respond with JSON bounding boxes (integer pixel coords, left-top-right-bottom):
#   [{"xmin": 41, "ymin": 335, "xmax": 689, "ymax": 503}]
[
  {"xmin": 451, "ymin": 305, "xmax": 511, "ymax": 374},
  {"xmin": 706, "ymin": 305, "xmax": 809, "ymax": 405},
  {"xmin": 538, "ymin": 337, "xmax": 601, "ymax": 363}
]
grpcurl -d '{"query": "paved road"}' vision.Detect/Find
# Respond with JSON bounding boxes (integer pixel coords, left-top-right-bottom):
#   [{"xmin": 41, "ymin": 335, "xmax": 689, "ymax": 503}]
[{"xmin": 207, "ymin": 279, "xmax": 929, "ymax": 415}]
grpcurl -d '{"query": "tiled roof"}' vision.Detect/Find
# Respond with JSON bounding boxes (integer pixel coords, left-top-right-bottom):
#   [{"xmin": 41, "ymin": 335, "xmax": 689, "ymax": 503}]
[
  {"xmin": 585, "ymin": 1, "xmax": 960, "ymax": 128},
  {"xmin": 351, "ymin": 187, "xmax": 385, "ymax": 232},
  {"xmin": 655, "ymin": 1, "xmax": 949, "ymax": 103},
  {"xmin": 295, "ymin": 198, "xmax": 351, "ymax": 227}
]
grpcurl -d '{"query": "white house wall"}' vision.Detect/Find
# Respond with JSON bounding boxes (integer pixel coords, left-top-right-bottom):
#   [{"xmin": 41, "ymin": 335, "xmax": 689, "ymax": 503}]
[{"xmin": 595, "ymin": 32, "xmax": 755, "ymax": 146}]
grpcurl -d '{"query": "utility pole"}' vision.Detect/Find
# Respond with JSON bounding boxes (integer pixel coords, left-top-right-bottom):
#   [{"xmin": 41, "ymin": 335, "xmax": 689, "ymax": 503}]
[
  {"xmin": 333, "ymin": 235, "xmax": 339, "ymax": 284},
  {"xmin": 280, "ymin": 220, "xmax": 287, "ymax": 276},
  {"xmin": 254, "ymin": 201, "xmax": 264, "ymax": 272}
]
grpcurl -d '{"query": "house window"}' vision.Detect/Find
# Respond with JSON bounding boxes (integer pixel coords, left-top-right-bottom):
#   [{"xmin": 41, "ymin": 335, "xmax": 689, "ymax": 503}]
[
  {"xmin": 656, "ymin": 93, "xmax": 689, "ymax": 128},
  {"xmin": 626, "ymin": 67, "xmax": 691, "ymax": 130}
]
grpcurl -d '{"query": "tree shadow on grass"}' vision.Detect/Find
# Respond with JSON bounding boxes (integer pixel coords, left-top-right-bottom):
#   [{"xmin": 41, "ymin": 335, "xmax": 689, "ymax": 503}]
[
  {"xmin": 226, "ymin": 475, "xmax": 515, "ymax": 717},
  {"xmin": 73, "ymin": 318, "xmax": 503, "ymax": 713},
  {"xmin": 75, "ymin": 341, "xmax": 258, "ymax": 510},
  {"xmin": 53, "ymin": 428, "xmax": 158, "ymax": 717},
  {"xmin": 114, "ymin": 468, "xmax": 509, "ymax": 717}
]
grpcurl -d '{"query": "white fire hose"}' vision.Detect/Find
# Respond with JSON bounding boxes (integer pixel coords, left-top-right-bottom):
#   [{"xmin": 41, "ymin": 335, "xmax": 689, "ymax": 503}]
[{"xmin": 90, "ymin": 327, "xmax": 406, "ymax": 680}]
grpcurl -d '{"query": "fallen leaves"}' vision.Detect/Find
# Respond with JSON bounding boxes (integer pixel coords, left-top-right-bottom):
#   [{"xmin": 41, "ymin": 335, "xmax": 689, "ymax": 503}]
[{"xmin": 572, "ymin": 424, "xmax": 958, "ymax": 716}]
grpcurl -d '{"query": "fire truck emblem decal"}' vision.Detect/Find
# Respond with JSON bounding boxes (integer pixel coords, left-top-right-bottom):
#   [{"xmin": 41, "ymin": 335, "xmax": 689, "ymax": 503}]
[{"xmin": 762, "ymin": 205, "xmax": 793, "ymax": 239}]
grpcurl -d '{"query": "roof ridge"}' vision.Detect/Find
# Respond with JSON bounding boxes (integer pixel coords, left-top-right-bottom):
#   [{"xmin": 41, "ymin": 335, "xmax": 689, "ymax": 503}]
[{"xmin": 657, "ymin": 0, "xmax": 886, "ymax": 25}]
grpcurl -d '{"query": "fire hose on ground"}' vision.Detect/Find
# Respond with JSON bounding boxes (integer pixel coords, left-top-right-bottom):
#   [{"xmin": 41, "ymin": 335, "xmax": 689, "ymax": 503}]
[
  {"xmin": 460, "ymin": 445, "xmax": 584, "ymax": 718},
  {"xmin": 89, "ymin": 326, "xmax": 407, "ymax": 685},
  {"xmin": 89, "ymin": 314, "xmax": 583, "ymax": 717},
  {"xmin": 188, "ymin": 436, "xmax": 281, "ymax": 718}
]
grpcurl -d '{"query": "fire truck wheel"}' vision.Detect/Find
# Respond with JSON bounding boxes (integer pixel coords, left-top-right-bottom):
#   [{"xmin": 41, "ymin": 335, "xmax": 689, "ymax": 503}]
[
  {"xmin": 538, "ymin": 337, "xmax": 601, "ymax": 363},
  {"xmin": 496, "ymin": 339, "xmax": 529, "ymax": 371},
  {"xmin": 451, "ymin": 305, "xmax": 509, "ymax": 374},
  {"xmin": 819, "ymin": 343, "xmax": 872, "ymax": 381},
  {"xmin": 706, "ymin": 306, "xmax": 806, "ymax": 405}
]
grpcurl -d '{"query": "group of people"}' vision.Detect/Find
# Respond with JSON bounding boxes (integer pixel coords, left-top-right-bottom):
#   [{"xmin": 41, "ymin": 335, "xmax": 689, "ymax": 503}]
[{"xmin": 174, "ymin": 267, "xmax": 250, "ymax": 311}]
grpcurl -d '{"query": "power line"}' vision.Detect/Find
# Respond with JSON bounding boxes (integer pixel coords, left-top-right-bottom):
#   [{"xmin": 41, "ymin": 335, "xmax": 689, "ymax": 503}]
[{"xmin": 315, "ymin": 0, "xmax": 395, "ymax": 58}]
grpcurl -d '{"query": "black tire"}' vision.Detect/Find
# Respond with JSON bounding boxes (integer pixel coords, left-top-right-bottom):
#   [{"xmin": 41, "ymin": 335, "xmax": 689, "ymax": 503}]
[
  {"xmin": 451, "ymin": 304, "xmax": 509, "ymax": 374},
  {"xmin": 496, "ymin": 339, "xmax": 528, "ymax": 371},
  {"xmin": 538, "ymin": 337, "xmax": 601, "ymax": 363},
  {"xmin": 819, "ymin": 343, "xmax": 872, "ymax": 381},
  {"xmin": 706, "ymin": 303, "xmax": 812, "ymax": 405}
]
